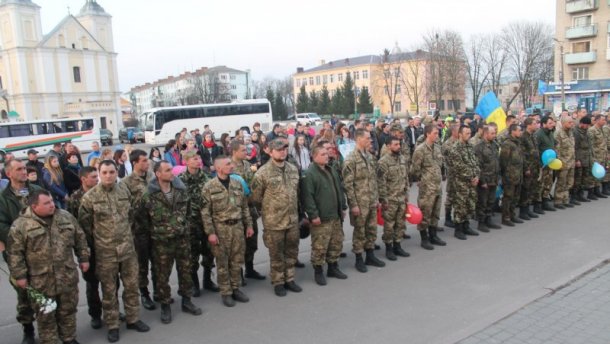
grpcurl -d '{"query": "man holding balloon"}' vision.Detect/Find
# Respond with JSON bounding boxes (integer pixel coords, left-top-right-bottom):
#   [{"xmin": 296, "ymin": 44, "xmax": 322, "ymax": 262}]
[
  {"xmin": 588, "ymin": 114, "xmax": 608, "ymax": 199},
  {"xmin": 553, "ymin": 116, "xmax": 576, "ymax": 209},
  {"xmin": 536, "ymin": 116, "xmax": 558, "ymax": 211}
]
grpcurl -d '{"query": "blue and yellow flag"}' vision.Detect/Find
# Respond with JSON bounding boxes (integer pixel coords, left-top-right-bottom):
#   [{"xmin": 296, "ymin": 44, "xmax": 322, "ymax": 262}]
[{"xmin": 475, "ymin": 91, "xmax": 507, "ymax": 133}]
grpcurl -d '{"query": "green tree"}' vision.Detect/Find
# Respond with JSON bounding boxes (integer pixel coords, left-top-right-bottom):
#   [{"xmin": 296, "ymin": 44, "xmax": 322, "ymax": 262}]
[
  {"xmin": 309, "ymin": 90, "xmax": 319, "ymax": 113},
  {"xmin": 318, "ymin": 86, "xmax": 331, "ymax": 115},
  {"xmin": 331, "ymin": 87, "xmax": 344, "ymax": 115},
  {"xmin": 358, "ymin": 86, "xmax": 374, "ymax": 113},
  {"xmin": 342, "ymin": 73, "xmax": 355, "ymax": 116},
  {"xmin": 274, "ymin": 90, "xmax": 287, "ymax": 120},
  {"xmin": 296, "ymin": 85, "xmax": 309, "ymax": 113}
]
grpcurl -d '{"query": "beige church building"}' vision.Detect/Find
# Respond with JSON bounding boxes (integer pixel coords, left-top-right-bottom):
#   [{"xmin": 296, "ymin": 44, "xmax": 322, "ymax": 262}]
[{"xmin": 0, "ymin": 0, "xmax": 122, "ymax": 133}]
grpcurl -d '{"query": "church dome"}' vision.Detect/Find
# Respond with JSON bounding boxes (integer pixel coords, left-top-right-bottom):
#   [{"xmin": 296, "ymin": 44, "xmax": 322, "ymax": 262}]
[{"xmin": 78, "ymin": 0, "xmax": 110, "ymax": 17}]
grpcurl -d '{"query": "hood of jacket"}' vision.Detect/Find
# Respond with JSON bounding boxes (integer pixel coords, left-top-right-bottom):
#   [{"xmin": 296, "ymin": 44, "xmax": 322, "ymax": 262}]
[{"xmin": 147, "ymin": 176, "xmax": 186, "ymax": 193}]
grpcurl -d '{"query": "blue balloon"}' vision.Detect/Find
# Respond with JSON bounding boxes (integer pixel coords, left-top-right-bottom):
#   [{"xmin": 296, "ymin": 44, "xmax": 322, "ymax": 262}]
[
  {"xmin": 541, "ymin": 149, "xmax": 557, "ymax": 166},
  {"xmin": 495, "ymin": 185, "xmax": 503, "ymax": 198},
  {"xmin": 592, "ymin": 162, "xmax": 606, "ymax": 180}
]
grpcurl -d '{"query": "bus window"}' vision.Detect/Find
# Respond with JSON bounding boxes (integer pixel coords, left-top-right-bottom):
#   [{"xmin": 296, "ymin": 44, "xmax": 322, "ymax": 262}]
[
  {"xmin": 79, "ymin": 119, "xmax": 93, "ymax": 130},
  {"xmin": 146, "ymin": 113, "xmax": 154, "ymax": 131},
  {"xmin": 36, "ymin": 123, "xmax": 50, "ymax": 134},
  {"xmin": 64, "ymin": 121, "xmax": 78, "ymax": 132},
  {"xmin": 9, "ymin": 124, "xmax": 33, "ymax": 136},
  {"xmin": 52, "ymin": 122, "xmax": 63, "ymax": 133},
  {"xmin": 0, "ymin": 126, "xmax": 8, "ymax": 137}
]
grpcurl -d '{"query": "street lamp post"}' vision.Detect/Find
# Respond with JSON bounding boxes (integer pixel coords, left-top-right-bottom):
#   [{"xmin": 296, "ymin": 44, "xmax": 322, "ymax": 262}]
[{"xmin": 554, "ymin": 38, "xmax": 566, "ymax": 111}]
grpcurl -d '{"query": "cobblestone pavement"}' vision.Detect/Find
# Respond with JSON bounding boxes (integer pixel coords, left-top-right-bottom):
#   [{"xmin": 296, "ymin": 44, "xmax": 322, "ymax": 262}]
[{"xmin": 458, "ymin": 260, "xmax": 610, "ymax": 344}]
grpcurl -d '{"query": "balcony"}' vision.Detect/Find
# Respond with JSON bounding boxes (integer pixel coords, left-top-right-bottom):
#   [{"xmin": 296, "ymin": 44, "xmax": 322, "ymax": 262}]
[
  {"xmin": 566, "ymin": 0, "xmax": 598, "ymax": 13},
  {"xmin": 565, "ymin": 51, "xmax": 597, "ymax": 64},
  {"xmin": 566, "ymin": 24, "xmax": 598, "ymax": 39}
]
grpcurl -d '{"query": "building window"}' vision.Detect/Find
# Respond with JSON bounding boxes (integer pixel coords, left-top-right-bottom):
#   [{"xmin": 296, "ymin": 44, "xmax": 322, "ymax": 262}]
[
  {"xmin": 363, "ymin": 70, "xmax": 368, "ymax": 79},
  {"xmin": 309, "ymin": 77, "xmax": 314, "ymax": 85},
  {"xmin": 302, "ymin": 78, "xmax": 307, "ymax": 86},
  {"xmin": 330, "ymin": 74, "xmax": 334, "ymax": 83},
  {"xmin": 231, "ymin": 84, "xmax": 237, "ymax": 89},
  {"xmin": 338, "ymin": 73, "xmax": 343, "ymax": 82},
  {"xmin": 73, "ymin": 67, "xmax": 81, "ymax": 83},
  {"xmin": 448, "ymin": 100, "xmax": 461, "ymax": 110},
  {"xmin": 322, "ymin": 75, "xmax": 327, "ymax": 84},
  {"xmin": 231, "ymin": 95, "xmax": 237, "ymax": 100},
  {"xmin": 395, "ymin": 84, "xmax": 401, "ymax": 93},
  {"xmin": 230, "ymin": 74, "xmax": 236, "ymax": 80},
  {"xmin": 315, "ymin": 76, "xmax": 321, "ymax": 85},
  {"xmin": 0, "ymin": 75, "xmax": 3, "ymax": 89},
  {"xmin": 346, "ymin": 71, "xmax": 350, "ymax": 79},
  {"xmin": 393, "ymin": 67, "xmax": 400, "ymax": 77},
  {"xmin": 572, "ymin": 41, "xmax": 591, "ymax": 53},
  {"xmin": 394, "ymin": 101, "xmax": 401, "ymax": 112},
  {"xmin": 573, "ymin": 15, "xmax": 592, "ymax": 27},
  {"xmin": 354, "ymin": 71, "xmax": 360, "ymax": 80},
  {"xmin": 296, "ymin": 79, "xmax": 301, "ymax": 87},
  {"xmin": 571, "ymin": 66, "xmax": 589, "ymax": 80}
]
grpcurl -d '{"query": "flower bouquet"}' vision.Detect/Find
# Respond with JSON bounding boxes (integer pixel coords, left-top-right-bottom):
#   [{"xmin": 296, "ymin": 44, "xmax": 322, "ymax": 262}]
[{"xmin": 0, "ymin": 265, "xmax": 57, "ymax": 314}]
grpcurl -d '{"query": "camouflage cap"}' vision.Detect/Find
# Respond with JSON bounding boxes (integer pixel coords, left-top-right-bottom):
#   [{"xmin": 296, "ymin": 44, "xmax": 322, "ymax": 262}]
[
  {"xmin": 390, "ymin": 124, "xmax": 403, "ymax": 132},
  {"xmin": 181, "ymin": 150, "xmax": 199, "ymax": 161},
  {"xmin": 269, "ymin": 139, "xmax": 289, "ymax": 151},
  {"xmin": 422, "ymin": 115, "xmax": 434, "ymax": 126}
]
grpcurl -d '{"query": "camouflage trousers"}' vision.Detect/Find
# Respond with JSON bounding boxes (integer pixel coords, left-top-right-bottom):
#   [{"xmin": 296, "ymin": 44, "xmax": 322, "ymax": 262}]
[
  {"xmin": 445, "ymin": 174, "xmax": 455, "ymax": 208},
  {"xmin": 3, "ymin": 251, "xmax": 34, "ymax": 325},
  {"xmin": 502, "ymin": 183, "xmax": 521, "ymax": 220},
  {"xmin": 554, "ymin": 167, "xmax": 574, "ymax": 205},
  {"xmin": 476, "ymin": 184, "xmax": 497, "ymax": 221},
  {"xmin": 574, "ymin": 165, "xmax": 594, "ymax": 191},
  {"xmin": 152, "ymin": 236, "xmax": 193, "ymax": 304},
  {"xmin": 539, "ymin": 167, "xmax": 554, "ymax": 200},
  {"xmin": 310, "ymin": 218, "xmax": 344, "ymax": 266},
  {"xmin": 81, "ymin": 251, "xmax": 102, "ymax": 319},
  {"xmin": 96, "ymin": 254, "xmax": 140, "ymax": 329},
  {"xmin": 245, "ymin": 207, "xmax": 259, "ymax": 263},
  {"xmin": 382, "ymin": 202, "xmax": 406, "ymax": 244},
  {"xmin": 452, "ymin": 180, "xmax": 477, "ymax": 223},
  {"xmin": 134, "ymin": 233, "xmax": 154, "ymax": 292},
  {"xmin": 519, "ymin": 172, "xmax": 538, "ymax": 207},
  {"xmin": 190, "ymin": 228, "xmax": 214, "ymax": 275},
  {"xmin": 262, "ymin": 226, "xmax": 299, "ymax": 286},
  {"xmin": 210, "ymin": 223, "xmax": 245, "ymax": 296},
  {"xmin": 417, "ymin": 189, "xmax": 442, "ymax": 231},
  {"xmin": 350, "ymin": 206, "xmax": 378, "ymax": 254},
  {"xmin": 34, "ymin": 290, "xmax": 78, "ymax": 344}
]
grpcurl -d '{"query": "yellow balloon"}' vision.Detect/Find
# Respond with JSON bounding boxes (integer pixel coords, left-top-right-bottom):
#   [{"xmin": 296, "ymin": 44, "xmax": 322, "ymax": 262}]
[{"xmin": 548, "ymin": 159, "xmax": 563, "ymax": 170}]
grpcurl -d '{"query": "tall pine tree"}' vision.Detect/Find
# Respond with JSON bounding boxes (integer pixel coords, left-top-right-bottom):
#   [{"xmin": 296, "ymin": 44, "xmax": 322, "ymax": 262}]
[
  {"xmin": 309, "ymin": 90, "xmax": 319, "ymax": 113},
  {"xmin": 296, "ymin": 85, "xmax": 309, "ymax": 113},
  {"xmin": 318, "ymin": 86, "xmax": 331, "ymax": 115},
  {"xmin": 331, "ymin": 87, "xmax": 344, "ymax": 115},
  {"xmin": 358, "ymin": 86, "xmax": 374, "ymax": 114},
  {"xmin": 342, "ymin": 73, "xmax": 355, "ymax": 116},
  {"xmin": 274, "ymin": 90, "xmax": 287, "ymax": 120}
]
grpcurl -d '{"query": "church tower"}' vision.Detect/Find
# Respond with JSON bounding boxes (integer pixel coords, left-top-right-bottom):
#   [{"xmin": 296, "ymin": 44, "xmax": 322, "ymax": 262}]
[
  {"xmin": 0, "ymin": 0, "xmax": 43, "ymax": 50},
  {"xmin": 76, "ymin": 0, "xmax": 114, "ymax": 52}
]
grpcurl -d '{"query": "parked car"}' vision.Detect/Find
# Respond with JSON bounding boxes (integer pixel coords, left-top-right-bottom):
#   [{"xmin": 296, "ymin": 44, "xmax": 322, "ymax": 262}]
[
  {"xmin": 119, "ymin": 127, "xmax": 145, "ymax": 143},
  {"xmin": 296, "ymin": 113, "xmax": 323, "ymax": 126},
  {"xmin": 100, "ymin": 129, "xmax": 113, "ymax": 146}
]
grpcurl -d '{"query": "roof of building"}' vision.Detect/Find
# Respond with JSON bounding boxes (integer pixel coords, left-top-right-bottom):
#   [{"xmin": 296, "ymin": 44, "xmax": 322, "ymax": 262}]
[
  {"xmin": 207, "ymin": 65, "xmax": 248, "ymax": 74},
  {"xmin": 301, "ymin": 50, "xmax": 427, "ymax": 74},
  {"xmin": 77, "ymin": 0, "xmax": 110, "ymax": 17},
  {"xmin": 37, "ymin": 14, "xmax": 107, "ymax": 51},
  {"xmin": 130, "ymin": 66, "xmax": 247, "ymax": 92}
]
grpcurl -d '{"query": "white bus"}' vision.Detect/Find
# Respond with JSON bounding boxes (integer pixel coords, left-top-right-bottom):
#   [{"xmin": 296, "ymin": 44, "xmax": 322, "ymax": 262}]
[
  {"xmin": 138, "ymin": 99, "xmax": 273, "ymax": 145},
  {"xmin": 0, "ymin": 117, "xmax": 101, "ymax": 161}
]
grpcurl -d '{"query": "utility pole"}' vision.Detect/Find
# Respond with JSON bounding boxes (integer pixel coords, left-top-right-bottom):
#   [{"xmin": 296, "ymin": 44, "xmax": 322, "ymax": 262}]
[{"xmin": 554, "ymin": 38, "xmax": 566, "ymax": 111}]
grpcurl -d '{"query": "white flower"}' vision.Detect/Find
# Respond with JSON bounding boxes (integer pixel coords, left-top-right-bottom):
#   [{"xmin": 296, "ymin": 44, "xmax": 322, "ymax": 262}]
[{"xmin": 41, "ymin": 299, "xmax": 57, "ymax": 314}]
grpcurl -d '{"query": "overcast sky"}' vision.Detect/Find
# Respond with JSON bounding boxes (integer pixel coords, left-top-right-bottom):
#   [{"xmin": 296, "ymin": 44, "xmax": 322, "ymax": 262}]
[{"xmin": 35, "ymin": 0, "xmax": 556, "ymax": 92}]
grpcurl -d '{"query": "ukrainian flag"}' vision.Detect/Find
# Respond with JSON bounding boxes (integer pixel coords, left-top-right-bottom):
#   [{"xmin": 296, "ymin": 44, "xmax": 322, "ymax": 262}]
[{"xmin": 475, "ymin": 91, "xmax": 507, "ymax": 133}]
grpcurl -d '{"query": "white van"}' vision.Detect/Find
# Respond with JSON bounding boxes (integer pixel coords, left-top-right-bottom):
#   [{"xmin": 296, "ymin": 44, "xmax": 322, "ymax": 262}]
[{"xmin": 295, "ymin": 113, "xmax": 323, "ymax": 126}]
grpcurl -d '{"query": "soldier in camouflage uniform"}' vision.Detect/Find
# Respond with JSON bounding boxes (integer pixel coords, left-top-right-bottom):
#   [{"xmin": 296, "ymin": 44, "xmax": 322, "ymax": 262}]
[
  {"xmin": 251, "ymin": 139, "xmax": 303, "ymax": 297},
  {"xmin": 588, "ymin": 114, "xmax": 609, "ymax": 198},
  {"xmin": 469, "ymin": 122, "xmax": 484, "ymax": 147},
  {"xmin": 230, "ymin": 140, "xmax": 266, "ymax": 280},
  {"xmin": 202, "ymin": 155, "xmax": 253, "ymax": 306},
  {"xmin": 603, "ymin": 120, "xmax": 610, "ymax": 193},
  {"xmin": 342, "ymin": 129, "xmax": 385, "ymax": 273},
  {"xmin": 66, "ymin": 166, "xmax": 104, "ymax": 329},
  {"xmin": 441, "ymin": 124, "xmax": 459, "ymax": 229},
  {"xmin": 121, "ymin": 149, "xmax": 156, "ymax": 310},
  {"xmin": 179, "ymin": 151, "xmax": 220, "ymax": 296},
  {"xmin": 554, "ymin": 116, "xmax": 576, "ymax": 208},
  {"xmin": 447, "ymin": 126, "xmax": 480, "ymax": 239},
  {"xmin": 138, "ymin": 160, "xmax": 201, "ymax": 324},
  {"xmin": 496, "ymin": 115, "xmax": 517, "ymax": 146},
  {"xmin": 518, "ymin": 117, "xmax": 543, "ymax": 219},
  {"xmin": 377, "ymin": 137, "xmax": 411, "ymax": 260},
  {"xmin": 474, "ymin": 125, "xmax": 502, "ymax": 231},
  {"xmin": 79, "ymin": 160, "xmax": 149, "ymax": 343},
  {"xmin": 573, "ymin": 116, "xmax": 594, "ymax": 202},
  {"xmin": 499, "ymin": 124, "xmax": 525, "ymax": 226},
  {"xmin": 535, "ymin": 116, "xmax": 557, "ymax": 211},
  {"xmin": 8, "ymin": 190, "xmax": 89, "ymax": 344},
  {"xmin": 410, "ymin": 125, "xmax": 446, "ymax": 250}
]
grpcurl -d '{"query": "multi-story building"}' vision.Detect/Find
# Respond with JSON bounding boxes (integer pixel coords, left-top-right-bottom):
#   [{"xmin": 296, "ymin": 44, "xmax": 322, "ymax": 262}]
[
  {"xmin": 293, "ymin": 48, "xmax": 465, "ymax": 116},
  {"xmin": 129, "ymin": 65, "xmax": 252, "ymax": 114},
  {"xmin": 0, "ymin": 0, "xmax": 122, "ymax": 133},
  {"xmin": 549, "ymin": 0, "xmax": 610, "ymax": 113}
]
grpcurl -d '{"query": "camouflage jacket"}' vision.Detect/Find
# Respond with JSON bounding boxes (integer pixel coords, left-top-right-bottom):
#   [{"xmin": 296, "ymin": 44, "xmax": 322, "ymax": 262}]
[
  {"xmin": 469, "ymin": 133, "xmax": 482, "ymax": 147},
  {"xmin": 500, "ymin": 136, "xmax": 524, "ymax": 185},
  {"xmin": 122, "ymin": 172, "xmax": 151, "ymax": 236},
  {"xmin": 251, "ymin": 161, "xmax": 300, "ymax": 231},
  {"xmin": 232, "ymin": 158, "xmax": 255, "ymax": 185},
  {"xmin": 8, "ymin": 207, "xmax": 89, "ymax": 296},
  {"xmin": 554, "ymin": 127, "xmax": 575, "ymax": 169},
  {"xmin": 179, "ymin": 168, "xmax": 209, "ymax": 229},
  {"xmin": 521, "ymin": 130, "xmax": 541, "ymax": 173},
  {"xmin": 138, "ymin": 177, "xmax": 189, "ymax": 241},
  {"xmin": 377, "ymin": 151, "xmax": 409, "ymax": 203},
  {"xmin": 0, "ymin": 182, "xmax": 43, "ymax": 244},
  {"xmin": 474, "ymin": 140, "xmax": 500, "ymax": 186},
  {"xmin": 441, "ymin": 137, "xmax": 458, "ymax": 176},
  {"xmin": 201, "ymin": 177, "xmax": 252, "ymax": 236},
  {"xmin": 496, "ymin": 129, "xmax": 510, "ymax": 146},
  {"xmin": 410, "ymin": 141, "xmax": 443, "ymax": 194},
  {"xmin": 380, "ymin": 139, "xmax": 411, "ymax": 175},
  {"xmin": 604, "ymin": 125, "xmax": 610, "ymax": 163},
  {"xmin": 67, "ymin": 187, "xmax": 87, "ymax": 218},
  {"xmin": 574, "ymin": 126, "xmax": 592, "ymax": 167},
  {"xmin": 78, "ymin": 182, "xmax": 134, "ymax": 263},
  {"xmin": 343, "ymin": 149, "xmax": 378, "ymax": 209},
  {"xmin": 447, "ymin": 141, "xmax": 480, "ymax": 183},
  {"xmin": 588, "ymin": 125, "xmax": 608, "ymax": 163}
]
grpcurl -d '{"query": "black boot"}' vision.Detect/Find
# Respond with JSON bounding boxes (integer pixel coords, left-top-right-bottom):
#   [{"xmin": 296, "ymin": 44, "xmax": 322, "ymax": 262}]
[
  {"xmin": 444, "ymin": 209, "xmax": 455, "ymax": 228},
  {"xmin": 588, "ymin": 188, "xmax": 598, "ymax": 200},
  {"xmin": 485, "ymin": 216, "xmax": 501, "ymax": 229},
  {"xmin": 107, "ymin": 329, "xmax": 119, "ymax": 343},
  {"xmin": 181, "ymin": 297, "xmax": 202, "ymax": 315},
  {"xmin": 526, "ymin": 205, "xmax": 539, "ymax": 218},
  {"xmin": 295, "ymin": 259, "xmax": 306, "ymax": 268},
  {"xmin": 140, "ymin": 288, "xmax": 156, "ymax": 310},
  {"xmin": 595, "ymin": 187, "xmax": 608, "ymax": 198},
  {"xmin": 355, "ymin": 253, "xmax": 368, "ymax": 273},
  {"xmin": 429, "ymin": 227, "xmax": 446, "ymax": 246},
  {"xmin": 393, "ymin": 242, "xmax": 410, "ymax": 257},
  {"xmin": 365, "ymin": 249, "xmax": 386, "ymax": 267},
  {"xmin": 327, "ymin": 262, "xmax": 348, "ymax": 279},
  {"xmin": 501, "ymin": 218, "xmax": 515, "ymax": 227},
  {"xmin": 462, "ymin": 221, "xmax": 479, "ymax": 236},
  {"xmin": 477, "ymin": 219, "xmax": 490, "ymax": 233},
  {"xmin": 454, "ymin": 222, "xmax": 467, "ymax": 240},
  {"xmin": 385, "ymin": 243, "xmax": 397, "ymax": 261},
  {"xmin": 240, "ymin": 268, "xmax": 247, "ymax": 287},
  {"xmin": 191, "ymin": 272, "xmax": 201, "ymax": 297},
  {"xmin": 90, "ymin": 316, "xmax": 103, "ymax": 330},
  {"xmin": 245, "ymin": 261, "xmax": 266, "ymax": 280},
  {"xmin": 511, "ymin": 213, "xmax": 524, "ymax": 223},
  {"xmin": 313, "ymin": 265, "xmax": 327, "ymax": 285},
  {"xmin": 21, "ymin": 323, "xmax": 35, "ymax": 344},
  {"xmin": 533, "ymin": 202, "xmax": 546, "ymax": 214},
  {"xmin": 160, "ymin": 304, "xmax": 172, "ymax": 324},
  {"xmin": 419, "ymin": 230, "xmax": 434, "ymax": 250},
  {"xmin": 232, "ymin": 289, "xmax": 249, "ymax": 303},
  {"xmin": 575, "ymin": 189, "xmax": 590, "ymax": 202},
  {"xmin": 543, "ymin": 198, "xmax": 557, "ymax": 210},
  {"xmin": 603, "ymin": 182, "xmax": 610, "ymax": 196},
  {"xmin": 569, "ymin": 192, "xmax": 581, "ymax": 206},
  {"xmin": 518, "ymin": 207, "xmax": 531, "ymax": 220},
  {"xmin": 203, "ymin": 267, "xmax": 220, "ymax": 292}
]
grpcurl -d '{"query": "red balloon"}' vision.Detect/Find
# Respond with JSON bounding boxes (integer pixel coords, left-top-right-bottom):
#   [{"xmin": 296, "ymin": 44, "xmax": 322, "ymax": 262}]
[
  {"xmin": 377, "ymin": 204, "xmax": 384, "ymax": 225},
  {"xmin": 405, "ymin": 203, "xmax": 423, "ymax": 225}
]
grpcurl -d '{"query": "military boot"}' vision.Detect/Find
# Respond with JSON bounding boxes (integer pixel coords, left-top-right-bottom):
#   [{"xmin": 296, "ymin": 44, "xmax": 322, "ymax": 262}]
[
  {"xmin": 454, "ymin": 223, "xmax": 467, "ymax": 240},
  {"xmin": 429, "ymin": 227, "xmax": 446, "ymax": 246},
  {"xmin": 160, "ymin": 304, "xmax": 172, "ymax": 324},
  {"xmin": 587, "ymin": 188, "xmax": 599, "ymax": 200},
  {"xmin": 542, "ymin": 198, "xmax": 557, "ymax": 211},
  {"xmin": 90, "ymin": 316, "xmax": 103, "ymax": 330},
  {"xmin": 222, "ymin": 295, "xmax": 236, "ymax": 307},
  {"xmin": 63, "ymin": 340, "xmax": 81, "ymax": 344},
  {"xmin": 603, "ymin": 182, "xmax": 610, "ymax": 196},
  {"xmin": 245, "ymin": 261, "xmax": 266, "ymax": 280},
  {"xmin": 181, "ymin": 297, "xmax": 202, "ymax": 315},
  {"xmin": 533, "ymin": 202, "xmax": 546, "ymax": 214},
  {"xmin": 501, "ymin": 218, "xmax": 515, "ymax": 227},
  {"xmin": 203, "ymin": 267, "xmax": 220, "ymax": 292},
  {"xmin": 477, "ymin": 219, "xmax": 490, "ymax": 233},
  {"xmin": 569, "ymin": 191, "xmax": 581, "ymax": 206},
  {"xmin": 393, "ymin": 242, "xmax": 410, "ymax": 257},
  {"xmin": 419, "ymin": 229, "xmax": 434, "ymax": 250},
  {"xmin": 485, "ymin": 216, "xmax": 501, "ymax": 229},
  {"xmin": 355, "ymin": 253, "xmax": 368, "ymax": 273},
  {"xmin": 21, "ymin": 323, "xmax": 35, "ymax": 344},
  {"xmin": 554, "ymin": 203, "xmax": 566, "ymax": 209},
  {"xmin": 313, "ymin": 265, "xmax": 327, "ymax": 285},
  {"xmin": 526, "ymin": 205, "xmax": 539, "ymax": 218},
  {"xmin": 575, "ymin": 189, "xmax": 590, "ymax": 202},
  {"xmin": 365, "ymin": 249, "xmax": 386, "ymax": 267},
  {"xmin": 463, "ymin": 221, "xmax": 479, "ymax": 236},
  {"xmin": 511, "ymin": 212, "xmax": 524, "ymax": 223},
  {"xmin": 518, "ymin": 207, "xmax": 531, "ymax": 220},
  {"xmin": 443, "ymin": 208, "xmax": 455, "ymax": 228},
  {"xmin": 107, "ymin": 329, "xmax": 119, "ymax": 343},
  {"xmin": 232, "ymin": 289, "xmax": 249, "ymax": 303},
  {"xmin": 385, "ymin": 243, "xmax": 397, "ymax": 261},
  {"xmin": 327, "ymin": 262, "xmax": 348, "ymax": 279},
  {"xmin": 191, "ymin": 272, "xmax": 201, "ymax": 298},
  {"xmin": 140, "ymin": 288, "xmax": 156, "ymax": 310},
  {"xmin": 595, "ymin": 186, "xmax": 608, "ymax": 198}
]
